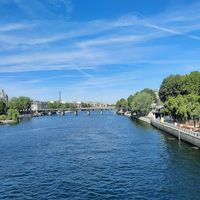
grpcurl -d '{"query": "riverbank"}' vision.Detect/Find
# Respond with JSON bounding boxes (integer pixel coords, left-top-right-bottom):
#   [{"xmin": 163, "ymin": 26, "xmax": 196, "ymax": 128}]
[
  {"xmin": 123, "ymin": 112, "xmax": 151, "ymax": 124},
  {"xmin": 0, "ymin": 119, "xmax": 16, "ymax": 125},
  {"xmin": 119, "ymin": 111, "xmax": 200, "ymax": 148},
  {"xmin": 151, "ymin": 119, "xmax": 200, "ymax": 148},
  {"xmin": 137, "ymin": 116, "xmax": 151, "ymax": 124}
]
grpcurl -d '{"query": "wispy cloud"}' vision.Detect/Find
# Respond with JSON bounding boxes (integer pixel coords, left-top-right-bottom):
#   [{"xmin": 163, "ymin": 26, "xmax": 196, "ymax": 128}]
[
  {"xmin": 0, "ymin": 23, "xmax": 33, "ymax": 32},
  {"xmin": 0, "ymin": 0, "xmax": 200, "ymax": 101},
  {"xmin": 13, "ymin": 0, "xmax": 73, "ymax": 19}
]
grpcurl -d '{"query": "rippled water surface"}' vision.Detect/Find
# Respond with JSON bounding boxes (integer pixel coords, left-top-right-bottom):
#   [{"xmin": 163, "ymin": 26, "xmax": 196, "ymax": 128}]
[{"xmin": 1, "ymin": 111, "xmax": 200, "ymax": 200}]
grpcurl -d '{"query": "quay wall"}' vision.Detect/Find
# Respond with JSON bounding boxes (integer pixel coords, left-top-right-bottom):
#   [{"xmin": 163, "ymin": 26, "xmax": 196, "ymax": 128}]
[
  {"xmin": 138, "ymin": 117, "xmax": 151, "ymax": 124},
  {"xmin": 130, "ymin": 116, "xmax": 151, "ymax": 124},
  {"xmin": 151, "ymin": 120, "xmax": 200, "ymax": 148}
]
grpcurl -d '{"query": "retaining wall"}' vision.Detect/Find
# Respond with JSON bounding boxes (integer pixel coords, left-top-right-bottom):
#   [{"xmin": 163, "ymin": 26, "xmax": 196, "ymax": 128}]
[{"xmin": 151, "ymin": 120, "xmax": 200, "ymax": 148}]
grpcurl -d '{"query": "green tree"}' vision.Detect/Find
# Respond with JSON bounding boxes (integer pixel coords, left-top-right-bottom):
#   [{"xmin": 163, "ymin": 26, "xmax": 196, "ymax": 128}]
[
  {"xmin": 18, "ymin": 96, "xmax": 32, "ymax": 113},
  {"xmin": 182, "ymin": 71, "xmax": 200, "ymax": 95},
  {"xmin": 8, "ymin": 97, "xmax": 19, "ymax": 110},
  {"xmin": 163, "ymin": 94, "xmax": 200, "ymax": 123},
  {"xmin": 7, "ymin": 109, "xmax": 19, "ymax": 123},
  {"xmin": 0, "ymin": 114, "xmax": 6, "ymax": 121},
  {"xmin": 186, "ymin": 94, "xmax": 200, "ymax": 126},
  {"xmin": 159, "ymin": 74, "xmax": 185, "ymax": 102},
  {"xmin": 127, "ymin": 95, "xmax": 134, "ymax": 110},
  {"xmin": 9, "ymin": 96, "xmax": 32, "ymax": 114},
  {"xmin": 141, "ymin": 88, "xmax": 157, "ymax": 101},
  {"xmin": 130, "ymin": 91, "xmax": 154, "ymax": 116},
  {"xmin": 115, "ymin": 98, "xmax": 128, "ymax": 111}
]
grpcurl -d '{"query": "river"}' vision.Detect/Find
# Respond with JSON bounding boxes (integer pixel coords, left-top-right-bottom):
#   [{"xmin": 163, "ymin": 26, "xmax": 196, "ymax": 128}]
[{"xmin": 0, "ymin": 110, "xmax": 200, "ymax": 200}]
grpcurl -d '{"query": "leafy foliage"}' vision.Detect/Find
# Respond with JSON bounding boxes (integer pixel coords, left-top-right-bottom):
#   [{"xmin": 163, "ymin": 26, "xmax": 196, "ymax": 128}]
[
  {"xmin": 164, "ymin": 94, "xmax": 200, "ymax": 122},
  {"xmin": 160, "ymin": 71, "xmax": 200, "ymax": 122},
  {"xmin": 159, "ymin": 75, "xmax": 184, "ymax": 102},
  {"xmin": 7, "ymin": 109, "xmax": 19, "ymax": 122},
  {"xmin": 9, "ymin": 96, "xmax": 32, "ymax": 113},
  {"xmin": 116, "ymin": 88, "xmax": 156, "ymax": 116},
  {"xmin": 0, "ymin": 114, "xmax": 6, "ymax": 121},
  {"xmin": 182, "ymin": 71, "xmax": 200, "ymax": 95},
  {"xmin": 48, "ymin": 101, "xmax": 77, "ymax": 109},
  {"xmin": 159, "ymin": 71, "xmax": 200, "ymax": 102},
  {"xmin": 141, "ymin": 88, "xmax": 157, "ymax": 101},
  {"xmin": 129, "ymin": 91, "xmax": 155, "ymax": 116},
  {"xmin": 115, "ymin": 98, "xmax": 128, "ymax": 111}
]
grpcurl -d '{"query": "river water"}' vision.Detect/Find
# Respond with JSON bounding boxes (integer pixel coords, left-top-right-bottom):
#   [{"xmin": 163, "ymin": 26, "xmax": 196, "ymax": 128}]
[{"xmin": 0, "ymin": 111, "xmax": 200, "ymax": 200}]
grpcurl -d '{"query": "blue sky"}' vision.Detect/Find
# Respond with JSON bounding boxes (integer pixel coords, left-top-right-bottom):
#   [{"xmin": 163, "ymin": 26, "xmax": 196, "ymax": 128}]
[{"xmin": 0, "ymin": 0, "xmax": 200, "ymax": 103}]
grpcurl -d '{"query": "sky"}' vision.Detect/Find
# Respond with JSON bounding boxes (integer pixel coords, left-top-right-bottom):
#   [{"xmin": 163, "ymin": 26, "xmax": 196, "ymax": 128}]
[{"xmin": 0, "ymin": 0, "xmax": 200, "ymax": 103}]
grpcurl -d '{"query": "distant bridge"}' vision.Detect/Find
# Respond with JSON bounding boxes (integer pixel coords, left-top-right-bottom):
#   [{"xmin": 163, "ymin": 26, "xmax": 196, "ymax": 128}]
[{"xmin": 32, "ymin": 106, "xmax": 115, "ymax": 115}]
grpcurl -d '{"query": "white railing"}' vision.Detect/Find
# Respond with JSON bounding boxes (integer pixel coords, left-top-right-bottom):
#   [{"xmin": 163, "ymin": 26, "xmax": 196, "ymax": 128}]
[{"xmin": 151, "ymin": 119, "xmax": 200, "ymax": 139}]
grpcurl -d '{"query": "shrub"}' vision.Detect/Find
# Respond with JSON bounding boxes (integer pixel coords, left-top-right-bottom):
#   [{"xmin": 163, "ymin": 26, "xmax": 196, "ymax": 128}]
[{"xmin": 0, "ymin": 115, "xmax": 6, "ymax": 121}]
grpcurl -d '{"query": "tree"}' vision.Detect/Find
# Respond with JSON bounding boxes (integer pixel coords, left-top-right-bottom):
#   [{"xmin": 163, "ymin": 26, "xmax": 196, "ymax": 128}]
[
  {"xmin": 7, "ymin": 109, "xmax": 19, "ymax": 123},
  {"xmin": 164, "ymin": 95, "xmax": 188, "ymax": 122},
  {"xmin": 159, "ymin": 75, "xmax": 185, "ymax": 102},
  {"xmin": 160, "ymin": 71, "xmax": 200, "ymax": 123},
  {"xmin": 130, "ymin": 91, "xmax": 155, "ymax": 116},
  {"xmin": 18, "ymin": 96, "xmax": 32, "ymax": 113},
  {"xmin": 159, "ymin": 71, "xmax": 200, "ymax": 102},
  {"xmin": 115, "ymin": 98, "xmax": 128, "ymax": 111},
  {"xmin": 127, "ymin": 94, "xmax": 134, "ymax": 110},
  {"xmin": 81, "ymin": 102, "xmax": 90, "ymax": 108},
  {"xmin": 181, "ymin": 71, "xmax": 200, "ymax": 96},
  {"xmin": 141, "ymin": 88, "xmax": 157, "ymax": 101},
  {"xmin": 186, "ymin": 94, "xmax": 200, "ymax": 127},
  {"xmin": 0, "ymin": 100, "xmax": 6, "ymax": 114},
  {"xmin": 9, "ymin": 96, "xmax": 32, "ymax": 114},
  {"xmin": 164, "ymin": 94, "xmax": 200, "ymax": 124},
  {"xmin": 8, "ymin": 97, "xmax": 19, "ymax": 110}
]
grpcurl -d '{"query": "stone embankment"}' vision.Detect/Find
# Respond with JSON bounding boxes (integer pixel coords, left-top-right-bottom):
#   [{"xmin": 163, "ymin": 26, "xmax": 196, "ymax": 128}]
[
  {"xmin": 121, "ymin": 111, "xmax": 200, "ymax": 148},
  {"xmin": 0, "ymin": 120, "xmax": 16, "ymax": 124},
  {"xmin": 151, "ymin": 119, "xmax": 200, "ymax": 148},
  {"xmin": 138, "ymin": 117, "xmax": 151, "ymax": 124}
]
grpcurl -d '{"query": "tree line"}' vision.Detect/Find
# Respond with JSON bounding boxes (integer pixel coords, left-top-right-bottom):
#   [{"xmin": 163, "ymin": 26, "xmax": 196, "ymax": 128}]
[
  {"xmin": 0, "ymin": 96, "xmax": 32, "ymax": 122},
  {"xmin": 160, "ymin": 71, "xmax": 200, "ymax": 123},
  {"xmin": 47, "ymin": 101, "xmax": 91, "ymax": 110},
  {"xmin": 116, "ymin": 88, "xmax": 157, "ymax": 116},
  {"xmin": 116, "ymin": 71, "xmax": 200, "ymax": 123}
]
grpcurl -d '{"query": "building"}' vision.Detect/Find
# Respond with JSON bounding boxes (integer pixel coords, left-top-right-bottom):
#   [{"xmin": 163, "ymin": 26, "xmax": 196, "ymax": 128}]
[
  {"xmin": 31, "ymin": 101, "xmax": 48, "ymax": 112},
  {"xmin": 150, "ymin": 90, "xmax": 164, "ymax": 119},
  {"xmin": 73, "ymin": 101, "xmax": 82, "ymax": 108},
  {"xmin": 0, "ymin": 89, "xmax": 8, "ymax": 114},
  {"xmin": 87, "ymin": 102, "xmax": 108, "ymax": 108},
  {"xmin": 0, "ymin": 89, "xmax": 8, "ymax": 103}
]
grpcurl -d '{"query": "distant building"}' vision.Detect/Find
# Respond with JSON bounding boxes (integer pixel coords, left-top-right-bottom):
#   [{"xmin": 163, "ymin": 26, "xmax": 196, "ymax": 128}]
[
  {"xmin": 87, "ymin": 102, "xmax": 108, "ymax": 108},
  {"xmin": 73, "ymin": 101, "xmax": 81, "ymax": 108},
  {"xmin": 31, "ymin": 101, "xmax": 48, "ymax": 112},
  {"xmin": 150, "ymin": 90, "xmax": 164, "ymax": 118},
  {"xmin": 0, "ymin": 89, "xmax": 8, "ymax": 103},
  {"xmin": 0, "ymin": 89, "xmax": 8, "ymax": 114}
]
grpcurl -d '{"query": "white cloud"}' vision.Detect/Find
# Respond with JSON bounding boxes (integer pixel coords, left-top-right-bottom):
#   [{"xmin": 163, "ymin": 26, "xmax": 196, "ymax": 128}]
[
  {"xmin": 0, "ymin": 23, "xmax": 33, "ymax": 32},
  {"xmin": 1, "ymin": 0, "xmax": 200, "ymax": 102}
]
